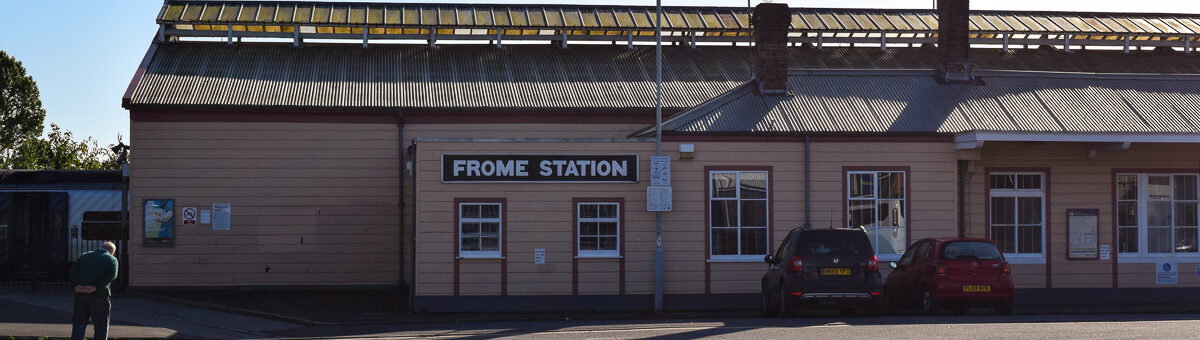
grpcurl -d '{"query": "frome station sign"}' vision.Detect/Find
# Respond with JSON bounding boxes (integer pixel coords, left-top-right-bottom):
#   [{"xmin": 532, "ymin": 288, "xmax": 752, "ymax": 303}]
[{"xmin": 442, "ymin": 154, "xmax": 638, "ymax": 183}]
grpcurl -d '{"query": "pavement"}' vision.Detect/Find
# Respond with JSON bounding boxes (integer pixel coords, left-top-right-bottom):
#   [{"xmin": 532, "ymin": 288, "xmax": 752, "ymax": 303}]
[
  {"xmin": 6, "ymin": 287, "xmax": 1200, "ymax": 339},
  {"xmin": 0, "ymin": 289, "xmax": 298, "ymax": 339}
]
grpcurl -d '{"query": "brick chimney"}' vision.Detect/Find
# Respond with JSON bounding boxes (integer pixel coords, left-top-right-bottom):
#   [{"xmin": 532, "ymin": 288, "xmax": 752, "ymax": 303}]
[
  {"xmin": 935, "ymin": 0, "xmax": 975, "ymax": 83},
  {"xmin": 752, "ymin": 3, "xmax": 790, "ymax": 95}
]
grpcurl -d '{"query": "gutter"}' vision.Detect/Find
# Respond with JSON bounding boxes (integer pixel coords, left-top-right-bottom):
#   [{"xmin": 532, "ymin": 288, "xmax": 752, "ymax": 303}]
[{"xmin": 407, "ymin": 141, "xmax": 418, "ymax": 314}]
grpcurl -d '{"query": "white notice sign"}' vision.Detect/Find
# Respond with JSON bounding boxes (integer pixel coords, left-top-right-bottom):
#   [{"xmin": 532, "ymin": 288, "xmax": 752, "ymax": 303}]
[
  {"xmin": 1156, "ymin": 262, "xmax": 1178, "ymax": 285},
  {"xmin": 212, "ymin": 203, "xmax": 231, "ymax": 231},
  {"xmin": 647, "ymin": 186, "xmax": 672, "ymax": 212},
  {"xmin": 650, "ymin": 156, "xmax": 671, "ymax": 186},
  {"xmin": 199, "ymin": 209, "xmax": 212, "ymax": 224},
  {"xmin": 1099, "ymin": 244, "xmax": 1110, "ymax": 260},
  {"xmin": 534, "ymin": 248, "xmax": 546, "ymax": 264},
  {"xmin": 181, "ymin": 207, "xmax": 198, "ymax": 225}
]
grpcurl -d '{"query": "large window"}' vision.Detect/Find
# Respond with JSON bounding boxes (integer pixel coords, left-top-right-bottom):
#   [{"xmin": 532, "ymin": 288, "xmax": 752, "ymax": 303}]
[
  {"xmin": 1117, "ymin": 173, "xmax": 1198, "ymax": 255},
  {"xmin": 458, "ymin": 202, "xmax": 502, "ymax": 258},
  {"xmin": 989, "ymin": 173, "xmax": 1045, "ymax": 257},
  {"xmin": 709, "ymin": 171, "xmax": 769, "ymax": 259},
  {"xmin": 578, "ymin": 202, "xmax": 620, "ymax": 257},
  {"xmin": 847, "ymin": 170, "xmax": 906, "ymax": 258}
]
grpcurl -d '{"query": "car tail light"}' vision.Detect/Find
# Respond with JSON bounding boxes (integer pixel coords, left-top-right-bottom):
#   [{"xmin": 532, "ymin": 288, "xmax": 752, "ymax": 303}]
[
  {"xmin": 789, "ymin": 292, "xmax": 805, "ymax": 296},
  {"xmin": 1001, "ymin": 262, "xmax": 1011, "ymax": 276},
  {"xmin": 789, "ymin": 255, "xmax": 804, "ymax": 272},
  {"xmin": 867, "ymin": 255, "xmax": 879, "ymax": 272},
  {"xmin": 934, "ymin": 262, "xmax": 948, "ymax": 276}
]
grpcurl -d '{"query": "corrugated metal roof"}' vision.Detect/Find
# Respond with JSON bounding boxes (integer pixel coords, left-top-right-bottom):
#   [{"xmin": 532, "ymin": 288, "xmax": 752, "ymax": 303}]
[
  {"xmin": 652, "ymin": 70, "xmax": 1200, "ymax": 135},
  {"xmin": 127, "ymin": 43, "xmax": 1200, "ymax": 110},
  {"xmin": 158, "ymin": 1, "xmax": 1200, "ymax": 43}
]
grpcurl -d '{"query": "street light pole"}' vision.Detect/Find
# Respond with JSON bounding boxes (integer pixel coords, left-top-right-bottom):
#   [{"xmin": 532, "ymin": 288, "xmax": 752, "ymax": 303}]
[{"xmin": 653, "ymin": 0, "xmax": 664, "ymax": 314}]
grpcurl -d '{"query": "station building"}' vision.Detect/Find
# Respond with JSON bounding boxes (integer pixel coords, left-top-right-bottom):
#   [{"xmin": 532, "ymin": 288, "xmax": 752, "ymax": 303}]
[{"xmin": 122, "ymin": 1, "xmax": 1200, "ymax": 312}]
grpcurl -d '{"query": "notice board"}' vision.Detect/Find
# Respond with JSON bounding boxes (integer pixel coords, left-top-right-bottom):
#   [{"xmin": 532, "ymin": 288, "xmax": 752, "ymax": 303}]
[{"xmin": 1067, "ymin": 209, "xmax": 1099, "ymax": 259}]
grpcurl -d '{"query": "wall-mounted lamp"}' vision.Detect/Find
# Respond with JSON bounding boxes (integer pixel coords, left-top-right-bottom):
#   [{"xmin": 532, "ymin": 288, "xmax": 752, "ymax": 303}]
[{"xmin": 679, "ymin": 143, "xmax": 695, "ymax": 159}]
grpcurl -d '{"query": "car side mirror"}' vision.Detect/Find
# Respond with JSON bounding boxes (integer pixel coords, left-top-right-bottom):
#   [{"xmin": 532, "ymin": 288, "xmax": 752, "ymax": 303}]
[
  {"xmin": 764, "ymin": 255, "xmax": 774, "ymax": 264},
  {"xmin": 889, "ymin": 262, "xmax": 899, "ymax": 269}
]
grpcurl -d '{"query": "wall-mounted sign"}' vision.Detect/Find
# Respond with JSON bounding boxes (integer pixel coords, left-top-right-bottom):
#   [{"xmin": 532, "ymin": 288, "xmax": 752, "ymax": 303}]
[
  {"xmin": 212, "ymin": 203, "xmax": 231, "ymax": 231},
  {"xmin": 1099, "ymin": 244, "xmax": 1110, "ymax": 260},
  {"xmin": 143, "ymin": 199, "xmax": 175, "ymax": 246},
  {"xmin": 1067, "ymin": 209, "xmax": 1099, "ymax": 259},
  {"xmin": 442, "ymin": 154, "xmax": 638, "ymax": 183},
  {"xmin": 534, "ymin": 248, "xmax": 546, "ymax": 264},
  {"xmin": 182, "ymin": 207, "xmax": 198, "ymax": 225},
  {"xmin": 1157, "ymin": 262, "xmax": 1178, "ymax": 285},
  {"xmin": 200, "ymin": 209, "xmax": 212, "ymax": 224}
]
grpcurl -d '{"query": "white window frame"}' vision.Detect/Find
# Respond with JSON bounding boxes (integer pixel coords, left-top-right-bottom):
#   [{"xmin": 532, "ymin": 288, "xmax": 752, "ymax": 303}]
[
  {"xmin": 846, "ymin": 170, "xmax": 907, "ymax": 262},
  {"xmin": 988, "ymin": 172, "xmax": 1047, "ymax": 264},
  {"xmin": 708, "ymin": 170, "xmax": 770, "ymax": 262},
  {"xmin": 577, "ymin": 202, "xmax": 620, "ymax": 258},
  {"xmin": 1117, "ymin": 173, "xmax": 1200, "ymax": 263},
  {"xmin": 458, "ymin": 202, "xmax": 502, "ymax": 259}
]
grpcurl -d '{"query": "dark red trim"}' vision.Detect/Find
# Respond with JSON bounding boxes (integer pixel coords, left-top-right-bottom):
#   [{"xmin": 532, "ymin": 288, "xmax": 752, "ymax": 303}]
[
  {"xmin": 1111, "ymin": 169, "xmax": 1119, "ymax": 288},
  {"xmin": 703, "ymin": 166, "xmax": 774, "ymax": 295},
  {"xmin": 122, "ymin": 43, "xmax": 159, "ymax": 107},
  {"xmin": 1065, "ymin": 209, "xmax": 1102, "ymax": 261},
  {"xmin": 131, "ymin": 110, "xmax": 400, "ymax": 124},
  {"xmin": 571, "ymin": 197, "xmax": 627, "ymax": 295},
  {"xmin": 983, "ymin": 167, "xmax": 1052, "ymax": 288},
  {"xmin": 452, "ymin": 198, "xmax": 508, "ymax": 296},
  {"xmin": 404, "ymin": 112, "xmax": 658, "ymax": 124},
  {"xmin": 1109, "ymin": 168, "xmax": 1200, "ymax": 289},
  {"xmin": 841, "ymin": 166, "xmax": 912, "ymax": 255},
  {"xmin": 663, "ymin": 135, "xmax": 953, "ymax": 143}
]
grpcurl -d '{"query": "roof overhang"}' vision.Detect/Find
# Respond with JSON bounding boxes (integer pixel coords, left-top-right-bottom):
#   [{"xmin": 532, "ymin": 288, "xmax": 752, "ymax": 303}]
[{"xmin": 954, "ymin": 131, "xmax": 1200, "ymax": 149}]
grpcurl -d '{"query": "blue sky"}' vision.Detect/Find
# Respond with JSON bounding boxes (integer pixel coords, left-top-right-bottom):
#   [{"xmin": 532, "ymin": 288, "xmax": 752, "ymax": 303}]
[{"xmin": 2, "ymin": 0, "xmax": 1198, "ymax": 148}]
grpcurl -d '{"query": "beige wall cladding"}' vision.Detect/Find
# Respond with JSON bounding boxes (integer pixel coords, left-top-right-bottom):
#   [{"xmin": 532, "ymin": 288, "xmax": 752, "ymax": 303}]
[
  {"xmin": 415, "ymin": 140, "xmax": 960, "ymax": 296},
  {"xmin": 130, "ymin": 121, "xmax": 402, "ymax": 286},
  {"xmin": 965, "ymin": 142, "xmax": 1200, "ymax": 289}
]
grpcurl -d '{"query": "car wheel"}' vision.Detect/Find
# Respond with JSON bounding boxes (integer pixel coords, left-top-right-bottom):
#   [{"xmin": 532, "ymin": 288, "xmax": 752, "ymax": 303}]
[
  {"xmin": 778, "ymin": 288, "xmax": 794, "ymax": 317},
  {"xmin": 995, "ymin": 301, "xmax": 1013, "ymax": 315},
  {"xmin": 867, "ymin": 296, "xmax": 887, "ymax": 317},
  {"xmin": 920, "ymin": 288, "xmax": 940, "ymax": 315},
  {"xmin": 761, "ymin": 287, "xmax": 778, "ymax": 317}
]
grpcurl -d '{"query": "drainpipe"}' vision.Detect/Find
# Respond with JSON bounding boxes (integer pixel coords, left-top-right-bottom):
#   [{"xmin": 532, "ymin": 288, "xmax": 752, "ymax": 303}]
[
  {"xmin": 396, "ymin": 115, "xmax": 405, "ymax": 293},
  {"xmin": 407, "ymin": 142, "xmax": 418, "ymax": 314},
  {"xmin": 957, "ymin": 160, "xmax": 968, "ymax": 238},
  {"xmin": 804, "ymin": 135, "xmax": 812, "ymax": 229}
]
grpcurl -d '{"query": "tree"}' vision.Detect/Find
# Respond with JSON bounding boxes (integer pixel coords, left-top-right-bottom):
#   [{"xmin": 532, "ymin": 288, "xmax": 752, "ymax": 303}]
[
  {"xmin": 0, "ymin": 50, "xmax": 47, "ymax": 163},
  {"xmin": 5, "ymin": 124, "xmax": 118, "ymax": 170}
]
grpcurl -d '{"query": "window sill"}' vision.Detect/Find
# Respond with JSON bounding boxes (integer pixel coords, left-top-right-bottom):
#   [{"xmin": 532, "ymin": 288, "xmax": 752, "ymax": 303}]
[
  {"xmin": 456, "ymin": 256, "xmax": 506, "ymax": 260},
  {"xmin": 575, "ymin": 255, "xmax": 623, "ymax": 259},
  {"xmin": 1002, "ymin": 255, "xmax": 1046, "ymax": 265},
  {"xmin": 707, "ymin": 256, "xmax": 767, "ymax": 263},
  {"xmin": 1116, "ymin": 254, "xmax": 1200, "ymax": 263}
]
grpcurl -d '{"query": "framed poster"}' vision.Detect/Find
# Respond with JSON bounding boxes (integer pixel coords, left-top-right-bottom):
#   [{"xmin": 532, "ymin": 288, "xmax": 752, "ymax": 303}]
[
  {"xmin": 143, "ymin": 199, "xmax": 175, "ymax": 246},
  {"xmin": 1067, "ymin": 209, "xmax": 1099, "ymax": 259}
]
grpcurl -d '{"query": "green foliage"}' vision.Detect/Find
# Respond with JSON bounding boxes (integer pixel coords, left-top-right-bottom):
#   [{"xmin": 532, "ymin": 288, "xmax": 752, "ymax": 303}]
[
  {"xmin": 1, "ymin": 50, "xmax": 47, "ymax": 161},
  {"xmin": 0, "ymin": 50, "xmax": 119, "ymax": 170},
  {"xmin": 5, "ymin": 124, "xmax": 118, "ymax": 170}
]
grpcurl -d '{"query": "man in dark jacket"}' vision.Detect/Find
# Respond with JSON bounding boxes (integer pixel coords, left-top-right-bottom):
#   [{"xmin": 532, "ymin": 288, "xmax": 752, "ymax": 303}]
[{"xmin": 70, "ymin": 242, "xmax": 118, "ymax": 340}]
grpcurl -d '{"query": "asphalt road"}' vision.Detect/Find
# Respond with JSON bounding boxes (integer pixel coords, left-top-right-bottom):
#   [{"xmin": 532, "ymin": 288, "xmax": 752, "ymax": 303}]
[{"xmin": 276, "ymin": 312, "xmax": 1200, "ymax": 340}]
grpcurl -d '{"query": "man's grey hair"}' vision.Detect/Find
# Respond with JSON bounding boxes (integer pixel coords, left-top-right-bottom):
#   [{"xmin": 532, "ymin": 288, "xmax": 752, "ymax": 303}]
[{"xmin": 101, "ymin": 242, "xmax": 117, "ymax": 254}]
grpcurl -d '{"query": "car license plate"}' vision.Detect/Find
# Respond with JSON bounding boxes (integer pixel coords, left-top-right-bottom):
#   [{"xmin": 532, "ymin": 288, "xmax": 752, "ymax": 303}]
[
  {"xmin": 963, "ymin": 284, "xmax": 991, "ymax": 292},
  {"xmin": 821, "ymin": 267, "xmax": 851, "ymax": 276}
]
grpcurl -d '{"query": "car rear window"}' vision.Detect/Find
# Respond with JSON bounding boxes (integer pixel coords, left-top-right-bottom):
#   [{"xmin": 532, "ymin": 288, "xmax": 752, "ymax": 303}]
[
  {"xmin": 799, "ymin": 232, "xmax": 872, "ymax": 256},
  {"xmin": 941, "ymin": 241, "xmax": 1003, "ymax": 260}
]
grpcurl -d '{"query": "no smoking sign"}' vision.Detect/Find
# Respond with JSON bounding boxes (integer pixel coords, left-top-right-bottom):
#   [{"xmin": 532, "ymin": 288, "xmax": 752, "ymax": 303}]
[{"xmin": 182, "ymin": 207, "xmax": 198, "ymax": 225}]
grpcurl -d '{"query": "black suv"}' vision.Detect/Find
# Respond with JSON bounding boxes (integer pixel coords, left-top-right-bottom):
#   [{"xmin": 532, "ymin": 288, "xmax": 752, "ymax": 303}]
[{"xmin": 761, "ymin": 227, "xmax": 884, "ymax": 316}]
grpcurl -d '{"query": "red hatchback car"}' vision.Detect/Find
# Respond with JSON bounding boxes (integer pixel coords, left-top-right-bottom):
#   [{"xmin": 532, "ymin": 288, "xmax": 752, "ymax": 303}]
[{"xmin": 883, "ymin": 238, "xmax": 1014, "ymax": 315}]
